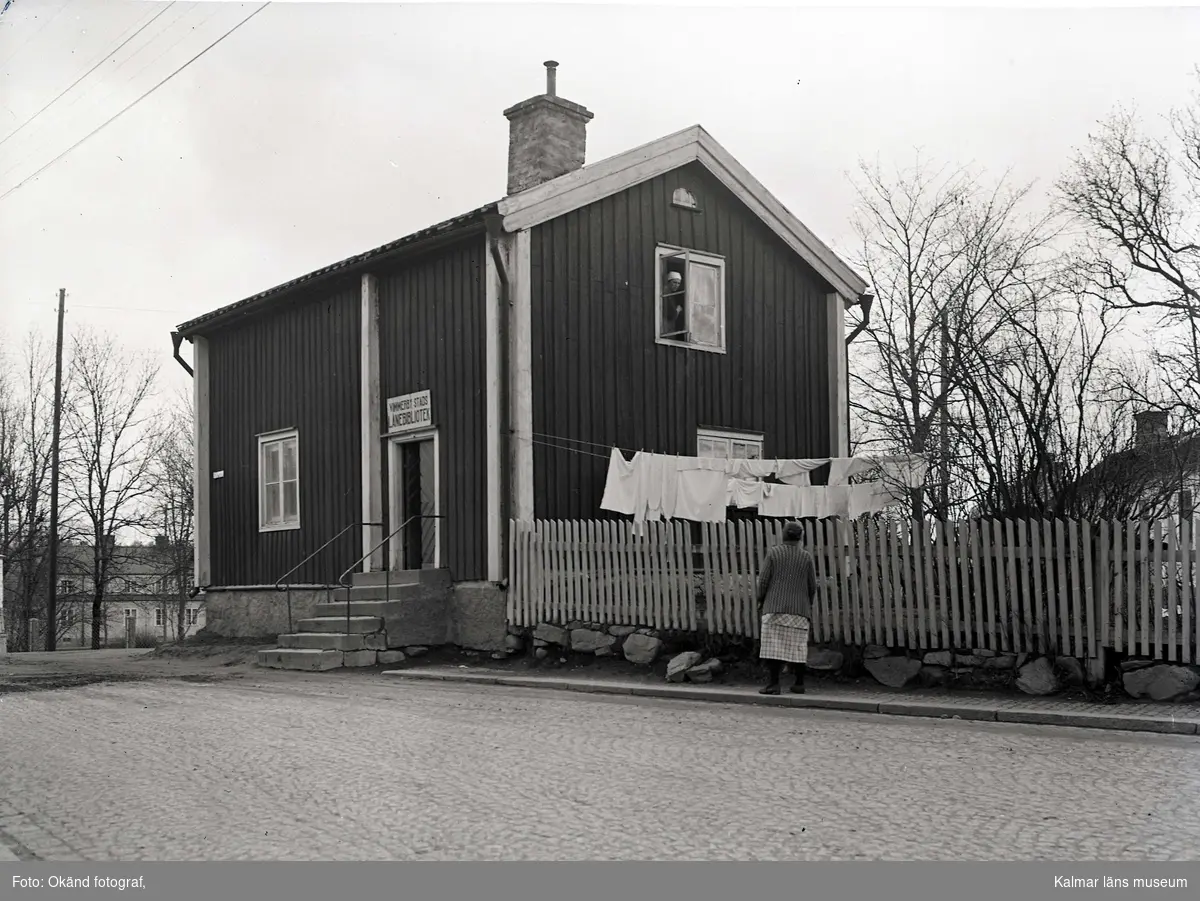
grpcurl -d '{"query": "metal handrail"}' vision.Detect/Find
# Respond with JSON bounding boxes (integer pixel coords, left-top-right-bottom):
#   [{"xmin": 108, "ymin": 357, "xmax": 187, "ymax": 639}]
[
  {"xmin": 273, "ymin": 521, "xmax": 381, "ymax": 633},
  {"xmin": 334, "ymin": 514, "xmax": 444, "ymax": 635}
]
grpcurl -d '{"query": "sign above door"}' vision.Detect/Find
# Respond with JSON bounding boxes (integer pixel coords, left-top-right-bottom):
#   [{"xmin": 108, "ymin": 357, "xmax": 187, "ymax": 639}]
[{"xmin": 386, "ymin": 390, "xmax": 433, "ymax": 435}]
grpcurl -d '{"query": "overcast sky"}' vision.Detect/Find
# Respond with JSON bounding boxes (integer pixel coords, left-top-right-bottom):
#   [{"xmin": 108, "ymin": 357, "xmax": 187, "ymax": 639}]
[{"xmin": 2, "ymin": 1, "xmax": 1200, "ymax": 408}]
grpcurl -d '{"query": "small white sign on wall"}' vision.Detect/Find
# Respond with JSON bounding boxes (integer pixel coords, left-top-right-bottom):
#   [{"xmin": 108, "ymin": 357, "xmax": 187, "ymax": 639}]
[{"xmin": 387, "ymin": 390, "xmax": 432, "ymax": 434}]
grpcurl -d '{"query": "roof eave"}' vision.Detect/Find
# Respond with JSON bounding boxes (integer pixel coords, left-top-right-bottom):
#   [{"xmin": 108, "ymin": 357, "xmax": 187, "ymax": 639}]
[{"xmin": 175, "ymin": 206, "xmax": 496, "ymax": 338}]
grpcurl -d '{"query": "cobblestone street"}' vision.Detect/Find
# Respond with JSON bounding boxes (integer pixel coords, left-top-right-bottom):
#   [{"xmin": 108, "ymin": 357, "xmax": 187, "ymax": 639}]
[{"xmin": 2, "ymin": 671, "xmax": 1198, "ymax": 860}]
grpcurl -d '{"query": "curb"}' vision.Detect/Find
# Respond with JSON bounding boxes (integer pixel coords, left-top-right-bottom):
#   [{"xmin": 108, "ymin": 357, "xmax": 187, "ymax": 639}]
[{"xmin": 381, "ymin": 669, "xmax": 1200, "ymax": 736}]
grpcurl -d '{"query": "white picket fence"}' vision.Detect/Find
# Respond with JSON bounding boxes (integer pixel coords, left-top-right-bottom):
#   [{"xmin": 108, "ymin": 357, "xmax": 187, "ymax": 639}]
[{"xmin": 507, "ymin": 517, "xmax": 1199, "ymax": 661}]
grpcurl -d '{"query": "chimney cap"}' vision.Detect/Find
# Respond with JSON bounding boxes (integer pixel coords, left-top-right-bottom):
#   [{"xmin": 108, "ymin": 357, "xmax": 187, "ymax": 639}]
[{"xmin": 544, "ymin": 59, "xmax": 559, "ymax": 69}]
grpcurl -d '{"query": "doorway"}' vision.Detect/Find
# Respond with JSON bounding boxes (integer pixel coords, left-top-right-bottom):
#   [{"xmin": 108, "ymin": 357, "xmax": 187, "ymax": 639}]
[{"xmin": 388, "ymin": 431, "xmax": 439, "ymax": 570}]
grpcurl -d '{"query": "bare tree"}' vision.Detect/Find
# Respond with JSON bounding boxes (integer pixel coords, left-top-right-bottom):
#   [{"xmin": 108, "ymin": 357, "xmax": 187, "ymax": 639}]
[
  {"xmin": 849, "ymin": 155, "xmax": 1067, "ymax": 518},
  {"xmin": 149, "ymin": 388, "xmax": 195, "ymax": 642},
  {"xmin": 61, "ymin": 329, "xmax": 163, "ymax": 649},
  {"xmin": 849, "ymin": 153, "xmax": 1138, "ymax": 521},
  {"xmin": 953, "ymin": 260, "xmax": 1134, "ymax": 519},
  {"xmin": 1057, "ymin": 68, "xmax": 1200, "ymax": 431},
  {"xmin": 0, "ymin": 333, "xmax": 61, "ymax": 651}
]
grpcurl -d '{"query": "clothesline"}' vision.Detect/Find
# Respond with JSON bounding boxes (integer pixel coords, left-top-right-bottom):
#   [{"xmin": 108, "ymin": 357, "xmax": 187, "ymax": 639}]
[
  {"xmin": 600, "ymin": 448, "xmax": 929, "ymax": 529},
  {"xmin": 531, "ymin": 431, "xmax": 662, "ymax": 457},
  {"xmin": 529, "ymin": 437, "xmax": 613, "ymax": 461}
]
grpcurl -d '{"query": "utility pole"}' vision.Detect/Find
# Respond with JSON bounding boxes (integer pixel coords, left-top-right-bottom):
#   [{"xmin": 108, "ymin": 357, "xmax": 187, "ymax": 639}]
[
  {"xmin": 45, "ymin": 288, "xmax": 65, "ymax": 652},
  {"xmin": 938, "ymin": 307, "xmax": 951, "ymax": 520}
]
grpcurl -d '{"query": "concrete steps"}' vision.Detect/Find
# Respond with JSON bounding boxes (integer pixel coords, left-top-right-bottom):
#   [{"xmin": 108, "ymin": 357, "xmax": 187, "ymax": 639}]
[
  {"xmin": 257, "ymin": 647, "xmax": 392, "ymax": 670},
  {"xmin": 297, "ymin": 616, "xmax": 383, "ymax": 634},
  {"xmin": 257, "ymin": 569, "xmax": 449, "ymax": 671},
  {"xmin": 325, "ymin": 585, "xmax": 405, "ymax": 602},
  {"xmin": 312, "ymin": 600, "xmax": 390, "ymax": 618},
  {"xmin": 278, "ymin": 632, "xmax": 386, "ymax": 651},
  {"xmin": 258, "ymin": 648, "xmax": 346, "ymax": 671},
  {"xmin": 351, "ymin": 570, "xmax": 421, "ymax": 588}
]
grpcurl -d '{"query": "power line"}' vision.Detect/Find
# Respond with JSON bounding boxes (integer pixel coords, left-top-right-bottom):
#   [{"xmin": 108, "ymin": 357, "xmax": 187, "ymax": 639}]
[
  {"xmin": 0, "ymin": 2, "xmax": 207, "ymax": 184},
  {"xmin": 0, "ymin": 2, "xmax": 269, "ymax": 204},
  {"xmin": 14, "ymin": 300, "xmax": 181, "ymax": 314},
  {"xmin": 0, "ymin": 2, "xmax": 178, "ymax": 150},
  {"xmin": 0, "ymin": 0, "xmax": 72, "ymax": 69}
]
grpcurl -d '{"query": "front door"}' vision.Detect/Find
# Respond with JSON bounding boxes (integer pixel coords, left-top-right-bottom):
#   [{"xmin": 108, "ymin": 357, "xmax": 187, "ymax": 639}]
[{"xmin": 392, "ymin": 436, "xmax": 437, "ymax": 570}]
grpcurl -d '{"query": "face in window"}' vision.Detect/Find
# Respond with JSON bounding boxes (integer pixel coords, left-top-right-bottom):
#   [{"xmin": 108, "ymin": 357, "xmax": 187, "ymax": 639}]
[{"xmin": 661, "ymin": 267, "xmax": 686, "ymax": 338}]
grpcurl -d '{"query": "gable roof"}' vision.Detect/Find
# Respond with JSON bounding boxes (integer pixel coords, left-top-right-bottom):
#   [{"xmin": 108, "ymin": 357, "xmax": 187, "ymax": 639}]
[
  {"xmin": 498, "ymin": 125, "xmax": 869, "ymax": 301},
  {"xmin": 1077, "ymin": 433, "xmax": 1200, "ymax": 493},
  {"xmin": 176, "ymin": 124, "xmax": 868, "ymax": 338},
  {"xmin": 175, "ymin": 202, "xmax": 499, "ymax": 337}
]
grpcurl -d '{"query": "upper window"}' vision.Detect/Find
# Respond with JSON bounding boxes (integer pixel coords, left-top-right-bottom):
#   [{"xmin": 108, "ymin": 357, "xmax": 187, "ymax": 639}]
[
  {"xmin": 259, "ymin": 429, "xmax": 300, "ymax": 532},
  {"xmin": 697, "ymin": 428, "xmax": 764, "ymax": 461},
  {"xmin": 58, "ymin": 579, "xmax": 76, "ymax": 596},
  {"xmin": 655, "ymin": 245, "xmax": 726, "ymax": 353}
]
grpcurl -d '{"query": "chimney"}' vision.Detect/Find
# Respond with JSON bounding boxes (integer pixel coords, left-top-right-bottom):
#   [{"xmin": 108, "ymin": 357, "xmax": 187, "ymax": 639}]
[
  {"xmin": 1134, "ymin": 411, "xmax": 1169, "ymax": 448},
  {"xmin": 503, "ymin": 61, "xmax": 594, "ymax": 196},
  {"xmin": 154, "ymin": 534, "xmax": 169, "ymax": 550}
]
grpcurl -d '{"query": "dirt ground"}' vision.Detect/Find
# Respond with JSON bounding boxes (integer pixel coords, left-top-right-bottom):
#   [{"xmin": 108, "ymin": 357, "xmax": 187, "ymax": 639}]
[
  {"xmin": 0, "ymin": 636, "xmax": 269, "ymax": 694},
  {"xmin": 0, "ymin": 633, "xmax": 1133, "ymax": 706}
]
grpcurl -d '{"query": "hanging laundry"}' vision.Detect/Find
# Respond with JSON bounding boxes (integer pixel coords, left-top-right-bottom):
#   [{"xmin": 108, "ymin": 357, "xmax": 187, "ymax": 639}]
[
  {"xmin": 847, "ymin": 484, "xmax": 879, "ymax": 519},
  {"xmin": 696, "ymin": 456, "xmax": 734, "ymax": 473},
  {"xmin": 803, "ymin": 486, "xmax": 829, "ymax": 518},
  {"xmin": 823, "ymin": 485, "xmax": 852, "ymax": 518},
  {"xmin": 658, "ymin": 455, "xmax": 682, "ymax": 520},
  {"xmin": 827, "ymin": 457, "xmax": 878, "ymax": 486},
  {"xmin": 759, "ymin": 483, "xmax": 805, "ymax": 518},
  {"xmin": 641, "ymin": 453, "xmax": 666, "ymax": 523},
  {"xmin": 797, "ymin": 485, "xmax": 821, "ymax": 518},
  {"xmin": 600, "ymin": 448, "xmax": 640, "ymax": 515},
  {"xmin": 728, "ymin": 478, "xmax": 765, "ymax": 509},
  {"xmin": 777, "ymin": 458, "xmax": 829, "ymax": 487},
  {"xmin": 875, "ymin": 455, "xmax": 929, "ymax": 490},
  {"xmin": 675, "ymin": 468, "xmax": 729, "ymax": 523},
  {"xmin": 730, "ymin": 458, "xmax": 778, "ymax": 480},
  {"xmin": 869, "ymin": 478, "xmax": 911, "ymax": 511}
]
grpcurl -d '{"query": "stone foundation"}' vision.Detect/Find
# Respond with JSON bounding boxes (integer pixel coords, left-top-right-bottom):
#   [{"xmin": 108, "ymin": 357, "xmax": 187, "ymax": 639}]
[
  {"xmin": 203, "ymin": 587, "xmax": 326, "ymax": 638},
  {"xmin": 507, "ymin": 620, "xmax": 1200, "ymax": 703},
  {"xmin": 202, "ymin": 581, "xmax": 507, "ymax": 652},
  {"xmin": 448, "ymin": 583, "xmax": 507, "ymax": 652}
]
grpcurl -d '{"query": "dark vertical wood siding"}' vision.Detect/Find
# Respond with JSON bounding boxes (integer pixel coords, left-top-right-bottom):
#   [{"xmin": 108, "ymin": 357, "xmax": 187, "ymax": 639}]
[
  {"xmin": 531, "ymin": 162, "xmax": 834, "ymax": 520},
  {"xmin": 378, "ymin": 235, "xmax": 487, "ymax": 582},
  {"xmin": 207, "ymin": 279, "xmax": 362, "ymax": 585}
]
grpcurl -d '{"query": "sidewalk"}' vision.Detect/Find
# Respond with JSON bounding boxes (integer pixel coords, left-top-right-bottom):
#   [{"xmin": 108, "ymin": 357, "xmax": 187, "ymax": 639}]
[{"xmin": 382, "ymin": 666, "xmax": 1200, "ymax": 736}]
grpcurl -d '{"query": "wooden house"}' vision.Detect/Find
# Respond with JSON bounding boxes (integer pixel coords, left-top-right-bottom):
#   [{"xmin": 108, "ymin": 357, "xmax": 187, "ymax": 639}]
[{"xmin": 172, "ymin": 62, "xmax": 870, "ymax": 667}]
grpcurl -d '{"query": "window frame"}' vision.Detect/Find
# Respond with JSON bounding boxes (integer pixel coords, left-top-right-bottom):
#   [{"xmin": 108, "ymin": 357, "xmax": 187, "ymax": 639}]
[
  {"xmin": 155, "ymin": 608, "xmax": 165, "ymax": 627},
  {"xmin": 654, "ymin": 244, "xmax": 728, "ymax": 354},
  {"xmin": 186, "ymin": 607, "xmax": 199, "ymax": 626},
  {"xmin": 257, "ymin": 428, "xmax": 301, "ymax": 533},
  {"xmin": 696, "ymin": 427, "xmax": 765, "ymax": 461}
]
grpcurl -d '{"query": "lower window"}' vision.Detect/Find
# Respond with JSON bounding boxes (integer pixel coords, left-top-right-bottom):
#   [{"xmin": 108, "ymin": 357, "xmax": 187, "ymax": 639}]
[
  {"xmin": 258, "ymin": 429, "xmax": 301, "ymax": 532},
  {"xmin": 697, "ymin": 428, "xmax": 764, "ymax": 460}
]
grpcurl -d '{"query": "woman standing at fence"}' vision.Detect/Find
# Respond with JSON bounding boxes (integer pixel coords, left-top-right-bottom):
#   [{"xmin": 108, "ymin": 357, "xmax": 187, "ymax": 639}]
[{"xmin": 756, "ymin": 521, "xmax": 818, "ymax": 695}]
